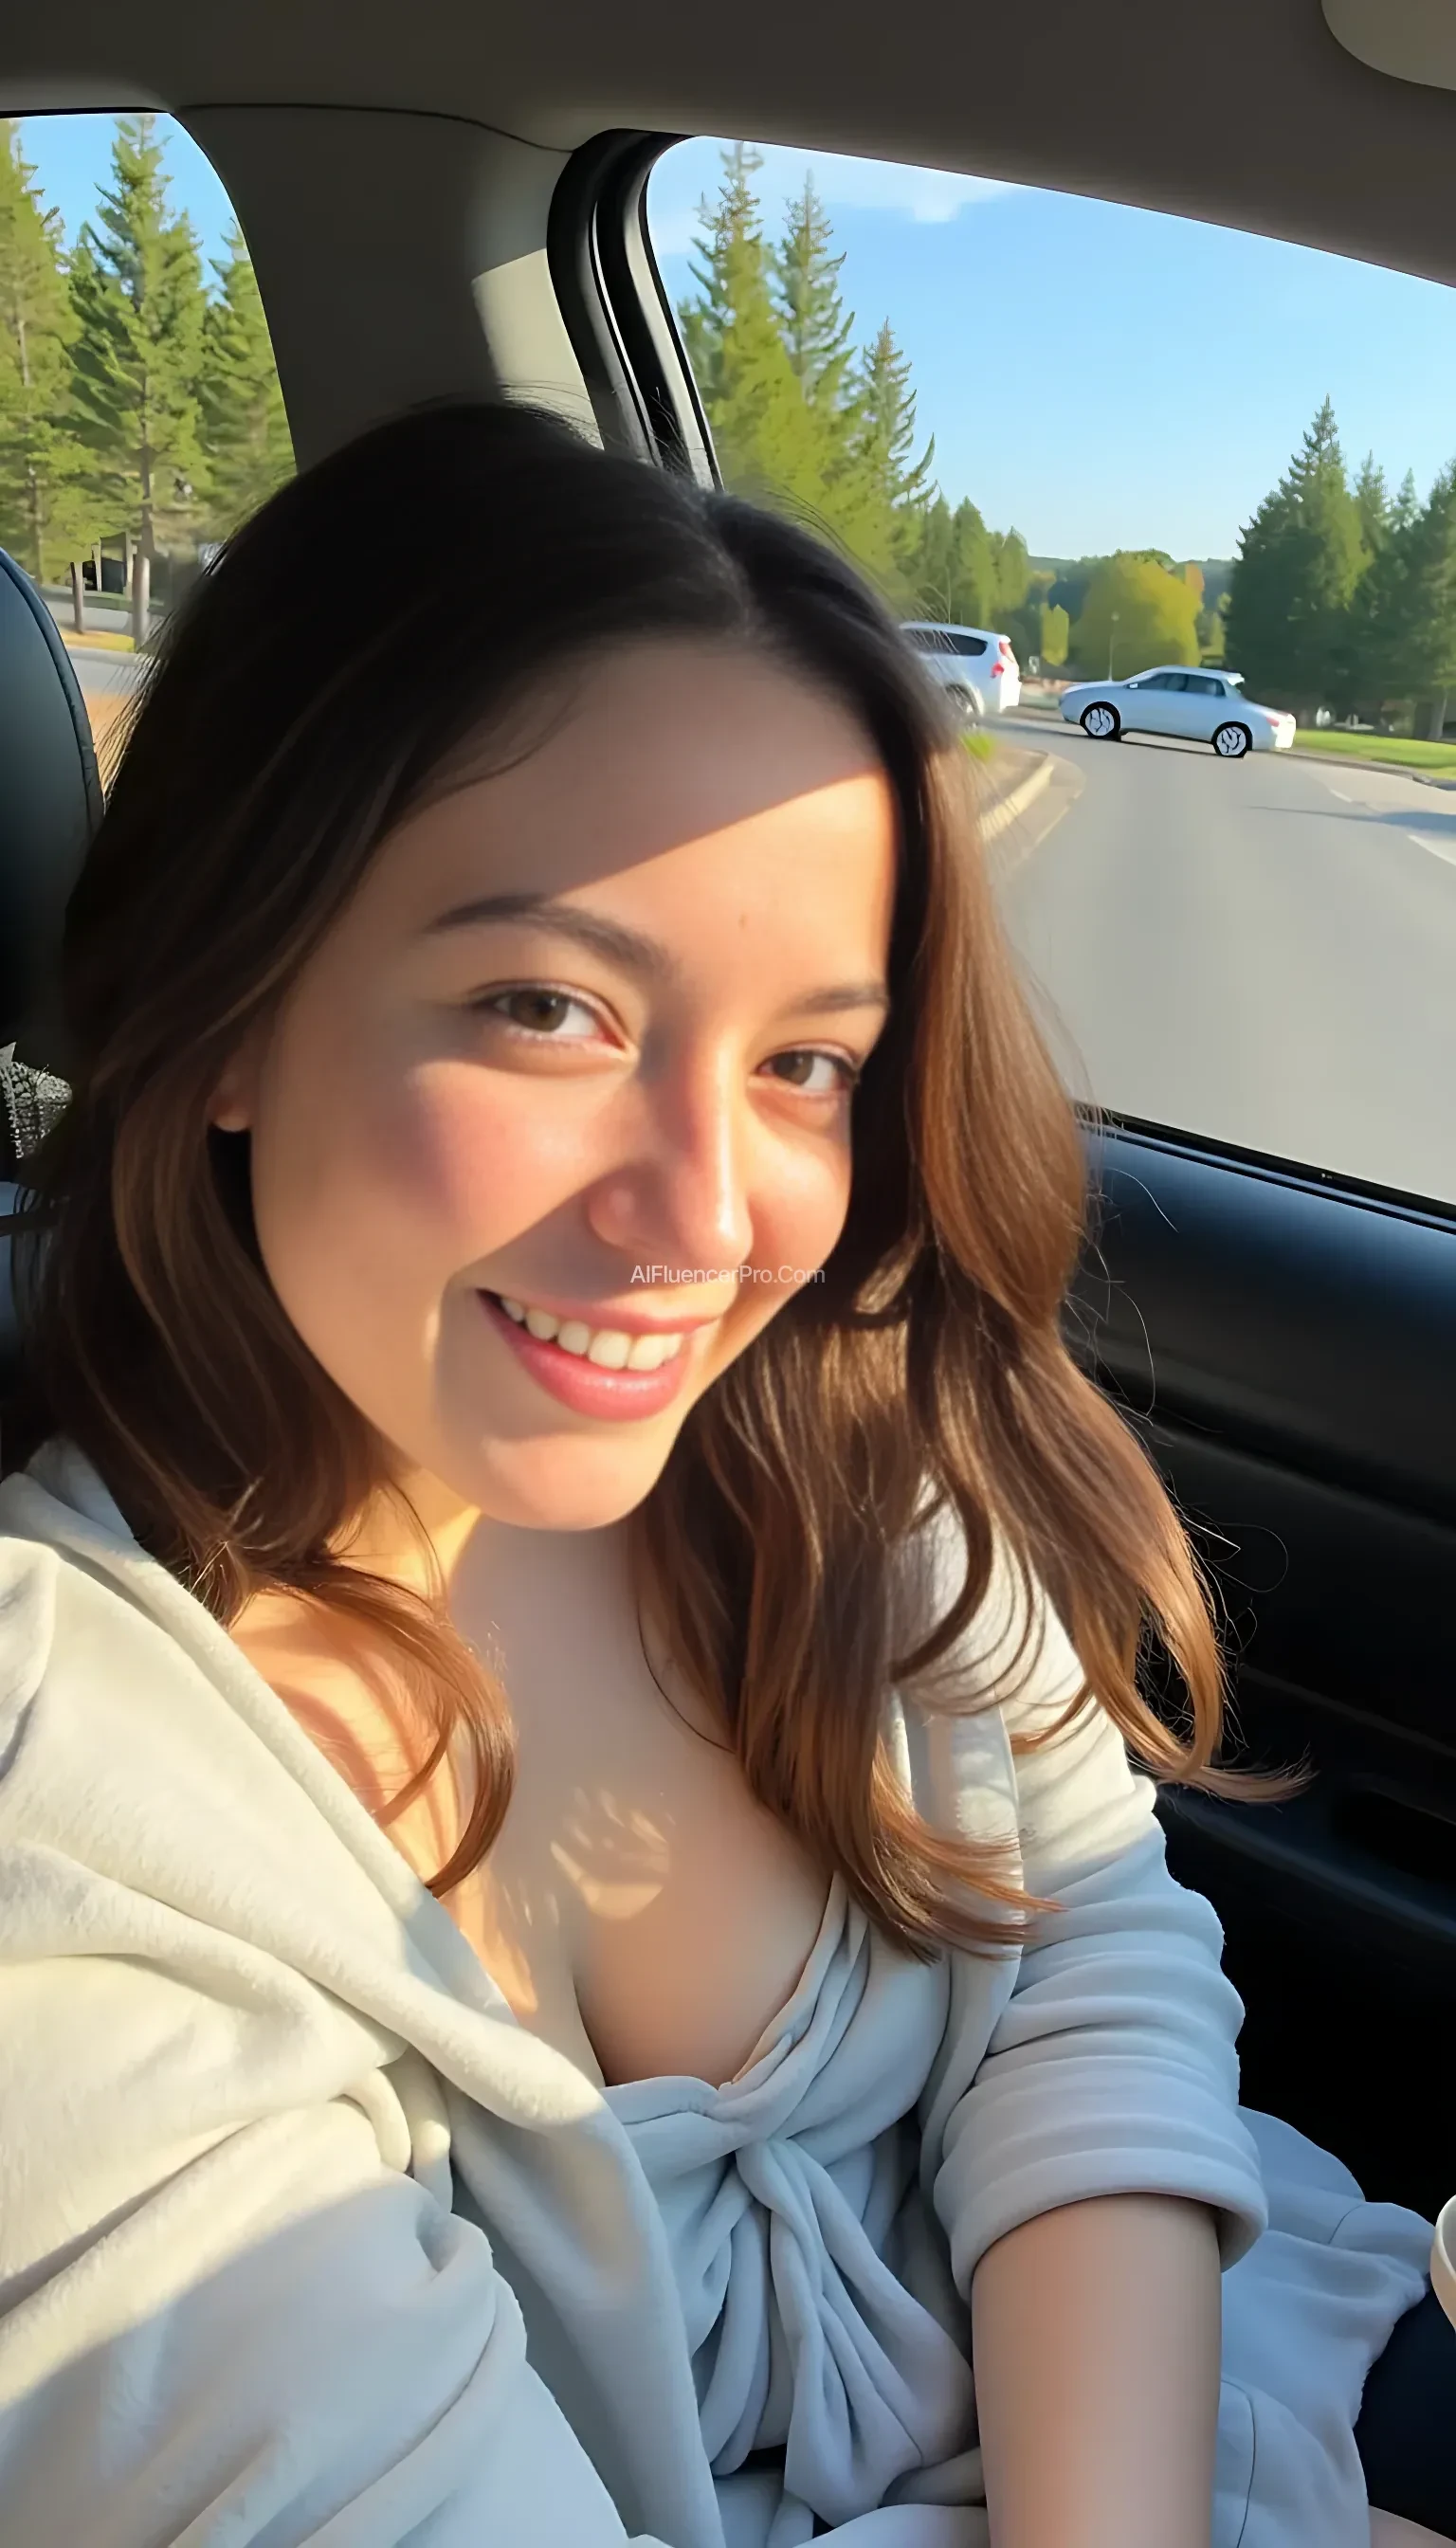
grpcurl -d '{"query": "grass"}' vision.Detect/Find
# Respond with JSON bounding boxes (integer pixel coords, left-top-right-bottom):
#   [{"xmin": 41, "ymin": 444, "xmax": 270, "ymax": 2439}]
[{"xmin": 1291, "ymin": 725, "xmax": 1456, "ymax": 773}]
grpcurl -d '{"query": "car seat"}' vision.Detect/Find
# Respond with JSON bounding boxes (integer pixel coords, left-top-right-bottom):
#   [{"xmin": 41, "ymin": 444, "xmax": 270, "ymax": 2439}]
[{"xmin": 0, "ymin": 546, "xmax": 100, "ymax": 1388}]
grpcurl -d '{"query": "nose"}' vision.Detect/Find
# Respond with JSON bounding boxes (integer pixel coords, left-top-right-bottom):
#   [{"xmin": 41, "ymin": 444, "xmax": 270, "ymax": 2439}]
[{"xmin": 585, "ymin": 1052, "xmax": 756, "ymax": 1283}]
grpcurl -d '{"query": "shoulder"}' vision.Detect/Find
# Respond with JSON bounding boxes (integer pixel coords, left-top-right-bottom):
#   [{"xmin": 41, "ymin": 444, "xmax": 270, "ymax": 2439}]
[
  {"xmin": 0, "ymin": 1495, "xmax": 61, "ymax": 1753},
  {"xmin": 888, "ymin": 1493, "xmax": 1158, "ymax": 1889}
]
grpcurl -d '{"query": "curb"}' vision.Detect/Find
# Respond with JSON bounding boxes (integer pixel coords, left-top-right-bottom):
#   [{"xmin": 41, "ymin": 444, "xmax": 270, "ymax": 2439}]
[
  {"xmin": 1284, "ymin": 747, "xmax": 1456, "ymax": 791},
  {"xmin": 980, "ymin": 755, "xmax": 1054, "ymax": 840}
]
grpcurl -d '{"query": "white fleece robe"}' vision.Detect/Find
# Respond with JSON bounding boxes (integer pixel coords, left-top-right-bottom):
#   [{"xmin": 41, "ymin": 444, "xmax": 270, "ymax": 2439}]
[{"xmin": 0, "ymin": 1438, "xmax": 1435, "ymax": 2548}]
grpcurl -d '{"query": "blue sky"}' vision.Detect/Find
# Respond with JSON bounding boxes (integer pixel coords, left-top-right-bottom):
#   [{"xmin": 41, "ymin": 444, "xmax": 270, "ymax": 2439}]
[{"xmin": 19, "ymin": 111, "xmax": 1456, "ymax": 562}]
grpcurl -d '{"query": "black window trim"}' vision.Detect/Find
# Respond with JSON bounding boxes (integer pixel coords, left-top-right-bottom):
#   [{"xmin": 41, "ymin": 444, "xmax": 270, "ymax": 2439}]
[{"xmin": 546, "ymin": 128, "xmax": 718, "ymax": 482}]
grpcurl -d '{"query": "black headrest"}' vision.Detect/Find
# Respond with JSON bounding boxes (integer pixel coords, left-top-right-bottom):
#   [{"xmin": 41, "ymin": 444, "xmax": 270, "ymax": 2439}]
[{"xmin": 0, "ymin": 549, "xmax": 102, "ymax": 1071}]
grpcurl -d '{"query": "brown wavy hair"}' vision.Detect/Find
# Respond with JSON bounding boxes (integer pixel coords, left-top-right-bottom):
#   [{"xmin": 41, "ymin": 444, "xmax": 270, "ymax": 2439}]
[{"xmin": 2, "ymin": 398, "xmax": 1290, "ymax": 1956}]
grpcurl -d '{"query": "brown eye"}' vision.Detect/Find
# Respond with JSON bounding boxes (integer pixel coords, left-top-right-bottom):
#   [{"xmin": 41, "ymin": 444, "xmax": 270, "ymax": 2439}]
[
  {"xmin": 477, "ymin": 988, "xmax": 599, "ymax": 1038},
  {"xmin": 765, "ymin": 1050, "xmax": 861, "ymax": 1095},
  {"xmin": 501, "ymin": 991, "xmax": 572, "ymax": 1031}
]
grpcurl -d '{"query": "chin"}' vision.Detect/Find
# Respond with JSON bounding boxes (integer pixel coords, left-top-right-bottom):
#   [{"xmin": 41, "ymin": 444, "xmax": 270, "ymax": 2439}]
[{"xmin": 457, "ymin": 1434, "xmax": 676, "ymax": 1534}]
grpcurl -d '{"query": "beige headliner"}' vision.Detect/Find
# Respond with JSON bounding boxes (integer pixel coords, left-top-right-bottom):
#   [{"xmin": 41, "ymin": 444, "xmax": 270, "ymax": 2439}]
[{"xmin": 5, "ymin": 0, "xmax": 1456, "ymax": 290}]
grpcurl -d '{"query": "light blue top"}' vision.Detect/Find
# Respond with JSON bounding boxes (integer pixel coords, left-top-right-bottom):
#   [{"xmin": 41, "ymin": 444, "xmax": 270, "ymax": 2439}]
[{"xmin": 0, "ymin": 1439, "xmax": 1433, "ymax": 2547}]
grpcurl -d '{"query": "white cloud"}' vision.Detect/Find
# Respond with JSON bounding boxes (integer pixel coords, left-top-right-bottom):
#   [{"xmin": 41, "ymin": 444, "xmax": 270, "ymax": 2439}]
[{"xmin": 646, "ymin": 137, "xmax": 1010, "ymax": 256}]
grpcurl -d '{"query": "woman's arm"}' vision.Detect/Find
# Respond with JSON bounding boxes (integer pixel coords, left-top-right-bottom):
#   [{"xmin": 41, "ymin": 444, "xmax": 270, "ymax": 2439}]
[
  {"xmin": 972, "ymin": 2191, "xmax": 1222, "ymax": 2548},
  {"xmin": 906, "ymin": 1528, "xmax": 1267, "ymax": 2539}
]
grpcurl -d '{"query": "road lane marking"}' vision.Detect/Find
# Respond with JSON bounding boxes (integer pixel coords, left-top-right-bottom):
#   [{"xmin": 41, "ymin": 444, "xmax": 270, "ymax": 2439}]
[
  {"xmin": 1324, "ymin": 784, "xmax": 1355, "ymax": 800},
  {"xmin": 1407, "ymin": 831, "xmax": 1456, "ymax": 866}
]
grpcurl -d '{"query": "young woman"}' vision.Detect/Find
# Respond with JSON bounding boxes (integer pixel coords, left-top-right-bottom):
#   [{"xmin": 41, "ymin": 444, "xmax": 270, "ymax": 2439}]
[{"xmin": 0, "ymin": 400, "xmax": 1448, "ymax": 2548}]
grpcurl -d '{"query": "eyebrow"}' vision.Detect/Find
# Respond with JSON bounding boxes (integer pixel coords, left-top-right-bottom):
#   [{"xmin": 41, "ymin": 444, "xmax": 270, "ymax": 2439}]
[{"xmin": 422, "ymin": 889, "xmax": 891, "ymax": 1016}]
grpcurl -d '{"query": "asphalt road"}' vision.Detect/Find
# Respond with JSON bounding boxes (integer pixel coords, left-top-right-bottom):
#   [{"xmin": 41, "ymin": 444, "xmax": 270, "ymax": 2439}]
[
  {"xmin": 67, "ymin": 645, "xmax": 150, "ymax": 696},
  {"xmin": 989, "ymin": 711, "xmax": 1456, "ymax": 1207}
]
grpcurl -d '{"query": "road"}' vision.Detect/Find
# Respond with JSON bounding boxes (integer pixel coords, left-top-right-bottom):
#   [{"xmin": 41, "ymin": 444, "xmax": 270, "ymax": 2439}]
[
  {"xmin": 67, "ymin": 645, "xmax": 149, "ymax": 697},
  {"xmin": 987, "ymin": 711, "xmax": 1456, "ymax": 1206}
]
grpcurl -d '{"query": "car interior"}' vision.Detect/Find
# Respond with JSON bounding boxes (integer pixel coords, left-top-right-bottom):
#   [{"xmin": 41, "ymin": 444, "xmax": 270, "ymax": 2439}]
[{"xmin": 2, "ymin": 0, "xmax": 1454, "ymax": 2231}]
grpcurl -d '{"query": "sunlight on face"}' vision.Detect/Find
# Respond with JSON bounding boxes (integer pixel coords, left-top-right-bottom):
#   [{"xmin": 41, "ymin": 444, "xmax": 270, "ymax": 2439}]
[{"xmin": 211, "ymin": 640, "xmax": 898, "ymax": 1535}]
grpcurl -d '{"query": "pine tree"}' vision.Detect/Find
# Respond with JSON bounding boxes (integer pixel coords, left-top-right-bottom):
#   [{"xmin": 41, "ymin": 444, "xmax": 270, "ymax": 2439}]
[
  {"xmin": 1384, "ymin": 461, "xmax": 1456, "ymax": 735},
  {"xmin": 677, "ymin": 145, "xmax": 819, "ymax": 515},
  {"xmin": 197, "ymin": 227, "xmax": 293, "ymax": 538},
  {"xmin": 911, "ymin": 493, "xmax": 994, "ymax": 625},
  {"xmin": 773, "ymin": 173, "xmax": 855, "ymax": 410},
  {"xmin": 851, "ymin": 318, "xmax": 934, "ymax": 571},
  {"xmin": 988, "ymin": 526, "xmax": 1030, "ymax": 620},
  {"xmin": 1224, "ymin": 399, "xmax": 1366, "ymax": 709},
  {"xmin": 67, "ymin": 113, "xmax": 208, "ymax": 633},
  {"xmin": 0, "ymin": 119, "xmax": 101, "ymax": 582},
  {"xmin": 1352, "ymin": 452, "xmax": 1392, "ymax": 560}
]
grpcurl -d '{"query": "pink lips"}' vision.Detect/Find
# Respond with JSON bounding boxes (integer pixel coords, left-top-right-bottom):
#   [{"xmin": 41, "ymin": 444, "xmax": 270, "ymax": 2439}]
[{"xmin": 478, "ymin": 1291, "xmax": 704, "ymax": 1421}]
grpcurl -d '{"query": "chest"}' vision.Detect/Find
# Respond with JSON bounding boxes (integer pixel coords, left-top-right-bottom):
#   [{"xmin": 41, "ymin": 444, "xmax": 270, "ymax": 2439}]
[
  {"xmin": 443, "ymin": 1573, "xmax": 831, "ymax": 2092},
  {"xmin": 237, "ymin": 1549, "xmax": 831, "ymax": 2094}
]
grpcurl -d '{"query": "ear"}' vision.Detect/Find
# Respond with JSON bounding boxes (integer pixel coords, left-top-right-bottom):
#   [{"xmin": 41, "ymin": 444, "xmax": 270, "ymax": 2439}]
[{"xmin": 209, "ymin": 1028, "xmax": 262, "ymax": 1134}]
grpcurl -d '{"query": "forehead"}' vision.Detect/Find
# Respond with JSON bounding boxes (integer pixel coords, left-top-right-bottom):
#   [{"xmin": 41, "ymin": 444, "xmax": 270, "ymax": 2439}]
[{"xmin": 369, "ymin": 639, "xmax": 898, "ymax": 921}]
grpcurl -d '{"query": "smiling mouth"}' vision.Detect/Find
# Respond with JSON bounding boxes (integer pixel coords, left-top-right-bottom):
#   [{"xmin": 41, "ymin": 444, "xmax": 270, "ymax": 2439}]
[{"xmin": 483, "ymin": 1293, "xmax": 690, "ymax": 1373}]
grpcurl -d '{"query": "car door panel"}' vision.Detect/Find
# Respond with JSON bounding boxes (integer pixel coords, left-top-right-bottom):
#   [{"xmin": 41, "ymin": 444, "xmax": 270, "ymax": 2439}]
[
  {"xmin": 1073, "ymin": 1122, "xmax": 1456, "ymax": 2218},
  {"xmin": 1182, "ymin": 674, "xmax": 1226, "ymax": 740},
  {"xmin": 1120, "ymin": 678, "xmax": 1163, "ymax": 736},
  {"xmin": 1126, "ymin": 674, "xmax": 1186, "ymax": 737}
]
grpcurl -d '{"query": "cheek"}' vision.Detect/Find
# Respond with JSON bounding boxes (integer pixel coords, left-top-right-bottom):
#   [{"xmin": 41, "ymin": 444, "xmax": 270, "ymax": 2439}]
[
  {"xmin": 739, "ymin": 1133, "xmax": 856, "ymax": 1311},
  {"xmin": 252, "ymin": 1053, "xmax": 578, "ymax": 1286}
]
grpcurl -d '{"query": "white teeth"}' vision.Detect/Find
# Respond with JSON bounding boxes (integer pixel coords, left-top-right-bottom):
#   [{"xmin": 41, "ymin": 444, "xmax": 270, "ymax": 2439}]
[
  {"xmin": 626, "ymin": 1332, "xmax": 680, "ymax": 1371},
  {"xmin": 586, "ymin": 1329, "xmax": 632, "ymax": 1369},
  {"xmin": 492, "ymin": 1294, "xmax": 687, "ymax": 1370}
]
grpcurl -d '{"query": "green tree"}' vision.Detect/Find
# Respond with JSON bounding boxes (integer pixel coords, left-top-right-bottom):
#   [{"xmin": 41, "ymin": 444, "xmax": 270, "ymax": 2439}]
[
  {"xmin": 1047, "ymin": 555, "xmax": 1103, "ymax": 628},
  {"xmin": 1352, "ymin": 451, "xmax": 1392, "ymax": 560},
  {"xmin": 852, "ymin": 317, "xmax": 934, "ymax": 567},
  {"xmin": 767, "ymin": 170, "xmax": 907, "ymax": 574},
  {"xmin": 1069, "ymin": 552, "xmax": 1201, "ymax": 678},
  {"xmin": 1374, "ymin": 461, "xmax": 1456, "ymax": 736},
  {"xmin": 67, "ymin": 113, "xmax": 208, "ymax": 633},
  {"xmin": 1039, "ymin": 602, "xmax": 1069, "ymax": 665},
  {"xmin": 987, "ymin": 525, "xmax": 1029, "ymax": 619},
  {"xmin": 912, "ymin": 493, "xmax": 994, "ymax": 625},
  {"xmin": 197, "ymin": 226, "xmax": 293, "ymax": 538},
  {"xmin": 1197, "ymin": 594, "xmax": 1228, "ymax": 663},
  {"xmin": 1223, "ymin": 398, "xmax": 1366, "ymax": 709},
  {"xmin": 772, "ymin": 173, "xmax": 855, "ymax": 411},
  {"xmin": 0, "ymin": 119, "xmax": 102, "ymax": 583},
  {"xmin": 681, "ymin": 149, "xmax": 927, "ymax": 595},
  {"xmin": 678, "ymin": 146, "xmax": 822, "ymax": 520}
]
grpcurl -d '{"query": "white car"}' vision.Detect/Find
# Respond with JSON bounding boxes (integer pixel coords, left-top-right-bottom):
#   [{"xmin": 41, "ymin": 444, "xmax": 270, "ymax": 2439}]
[
  {"xmin": 902, "ymin": 622, "xmax": 1022, "ymax": 718},
  {"xmin": 1059, "ymin": 665, "xmax": 1295, "ymax": 758}
]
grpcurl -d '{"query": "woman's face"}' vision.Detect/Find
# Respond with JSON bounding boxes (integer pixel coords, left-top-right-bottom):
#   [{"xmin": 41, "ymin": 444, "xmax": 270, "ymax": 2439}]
[{"xmin": 212, "ymin": 639, "xmax": 898, "ymax": 1534}]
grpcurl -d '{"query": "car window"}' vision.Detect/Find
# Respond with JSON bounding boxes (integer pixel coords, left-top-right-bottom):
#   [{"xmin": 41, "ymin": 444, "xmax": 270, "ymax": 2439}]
[
  {"xmin": 1, "ymin": 111, "xmax": 294, "ymax": 778},
  {"xmin": 1186, "ymin": 675, "xmax": 1225, "ymax": 697},
  {"xmin": 647, "ymin": 138, "xmax": 1456, "ymax": 1207},
  {"xmin": 908, "ymin": 627, "xmax": 987, "ymax": 656}
]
